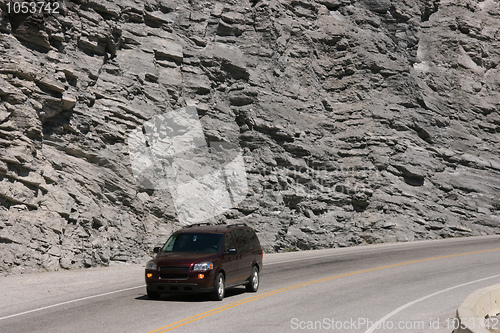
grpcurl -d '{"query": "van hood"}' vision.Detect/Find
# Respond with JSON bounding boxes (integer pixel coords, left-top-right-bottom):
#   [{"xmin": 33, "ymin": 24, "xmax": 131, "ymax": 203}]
[{"xmin": 154, "ymin": 251, "xmax": 219, "ymax": 265}]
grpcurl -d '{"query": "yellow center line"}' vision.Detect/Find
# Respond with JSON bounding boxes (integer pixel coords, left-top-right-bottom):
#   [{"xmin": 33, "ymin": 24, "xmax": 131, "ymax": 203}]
[{"xmin": 148, "ymin": 247, "xmax": 500, "ymax": 333}]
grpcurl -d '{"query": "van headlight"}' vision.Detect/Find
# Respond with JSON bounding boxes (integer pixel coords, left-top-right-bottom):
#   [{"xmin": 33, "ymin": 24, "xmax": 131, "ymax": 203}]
[
  {"xmin": 146, "ymin": 260, "xmax": 157, "ymax": 270},
  {"xmin": 193, "ymin": 262, "xmax": 213, "ymax": 271}
]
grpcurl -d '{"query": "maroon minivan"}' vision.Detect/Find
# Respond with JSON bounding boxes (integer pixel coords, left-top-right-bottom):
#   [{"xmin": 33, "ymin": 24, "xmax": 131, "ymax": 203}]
[{"xmin": 145, "ymin": 223, "xmax": 263, "ymax": 301}]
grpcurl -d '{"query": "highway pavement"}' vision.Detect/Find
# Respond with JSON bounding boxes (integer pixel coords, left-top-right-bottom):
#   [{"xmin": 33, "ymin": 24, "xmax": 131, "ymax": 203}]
[{"xmin": 1, "ymin": 235, "xmax": 499, "ymax": 333}]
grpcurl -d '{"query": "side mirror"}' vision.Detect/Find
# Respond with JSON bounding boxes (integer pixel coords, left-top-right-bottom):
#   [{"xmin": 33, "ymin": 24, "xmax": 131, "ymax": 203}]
[
  {"xmin": 153, "ymin": 247, "xmax": 162, "ymax": 253},
  {"xmin": 226, "ymin": 248, "xmax": 237, "ymax": 254}
]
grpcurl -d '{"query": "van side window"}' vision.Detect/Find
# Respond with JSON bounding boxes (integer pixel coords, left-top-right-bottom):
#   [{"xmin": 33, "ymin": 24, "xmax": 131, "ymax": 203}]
[
  {"xmin": 233, "ymin": 229, "xmax": 249, "ymax": 252},
  {"xmin": 245, "ymin": 229, "xmax": 260, "ymax": 250},
  {"xmin": 225, "ymin": 231, "xmax": 236, "ymax": 251}
]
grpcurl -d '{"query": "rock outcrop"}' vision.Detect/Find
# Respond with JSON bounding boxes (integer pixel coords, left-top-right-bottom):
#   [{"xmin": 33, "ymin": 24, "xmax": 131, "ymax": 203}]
[{"xmin": 0, "ymin": 0, "xmax": 499, "ymax": 274}]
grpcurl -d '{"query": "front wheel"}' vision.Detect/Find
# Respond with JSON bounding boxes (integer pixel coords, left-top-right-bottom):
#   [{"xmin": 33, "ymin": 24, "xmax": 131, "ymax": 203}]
[
  {"xmin": 210, "ymin": 273, "xmax": 225, "ymax": 301},
  {"xmin": 246, "ymin": 266, "xmax": 259, "ymax": 292}
]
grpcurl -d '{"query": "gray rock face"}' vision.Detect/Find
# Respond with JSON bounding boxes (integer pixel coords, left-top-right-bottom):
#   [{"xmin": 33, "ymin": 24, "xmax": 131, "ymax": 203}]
[{"xmin": 0, "ymin": 0, "xmax": 499, "ymax": 274}]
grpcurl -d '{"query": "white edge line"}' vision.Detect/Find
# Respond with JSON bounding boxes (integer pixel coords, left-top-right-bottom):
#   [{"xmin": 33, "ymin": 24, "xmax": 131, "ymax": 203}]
[
  {"xmin": 264, "ymin": 236, "xmax": 500, "ymax": 266},
  {"xmin": 265, "ymin": 243, "xmax": 434, "ymax": 266},
  {"xmin": 265, "ymin": 248, "xmax": 383, "ymax": 266},
  {"xmin": 363, "ymin": 274, "xmax": 500, "ymax": 333},
  {"xmin": 0, "ymin": 285, "xmax": 146, "ymax": 322}
]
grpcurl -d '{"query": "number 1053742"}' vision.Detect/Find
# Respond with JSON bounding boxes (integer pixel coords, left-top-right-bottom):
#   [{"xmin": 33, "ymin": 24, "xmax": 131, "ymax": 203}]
[{"xmin": 6, "ymin": 1, "xmax": 60, "ymax": 14}]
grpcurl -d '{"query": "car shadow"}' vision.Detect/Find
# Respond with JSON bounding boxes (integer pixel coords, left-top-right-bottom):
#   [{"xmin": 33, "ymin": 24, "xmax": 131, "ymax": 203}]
[{"xmin": 135, "ymin": 287, "xmax": 248, "ymax": 302}]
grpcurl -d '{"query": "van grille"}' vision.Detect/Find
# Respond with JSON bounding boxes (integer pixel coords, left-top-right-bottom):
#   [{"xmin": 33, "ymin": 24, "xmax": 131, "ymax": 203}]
[{"xmin": 159, "ymin": 266, "xmax": 190, "ymax": 280}]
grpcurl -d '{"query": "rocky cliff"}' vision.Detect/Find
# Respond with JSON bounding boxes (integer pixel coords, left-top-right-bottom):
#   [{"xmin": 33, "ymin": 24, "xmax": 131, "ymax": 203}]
[{"xmin": 0, "ymin": 0, "xmax": 499, "ymax": 274}]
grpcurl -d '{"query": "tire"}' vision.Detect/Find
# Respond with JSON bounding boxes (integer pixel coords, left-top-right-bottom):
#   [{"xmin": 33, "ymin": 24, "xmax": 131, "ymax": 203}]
[
  {"xmin": 246, "ymin": 266, "xmax": 259, "ymax": 292},
  {"xmin": 210, "ymin": 272, "xmax": 225, "ymax": 301},
  {"xmin": 147, "ymin": 287, "xmax": 161, "ymax": 300}
]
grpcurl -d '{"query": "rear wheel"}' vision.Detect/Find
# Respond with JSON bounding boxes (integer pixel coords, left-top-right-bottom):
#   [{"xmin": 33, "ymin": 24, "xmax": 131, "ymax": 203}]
[
  {"xmin": 147, "ymin": 287, "xmax": 161, "ymax": 300},
  {"xmin": 246, "ymin": 266, "xmax": 259, "ymax": 292},
  {"xmin": 210, "ymin": 273, "xmax": 225, "ymax": 301}
]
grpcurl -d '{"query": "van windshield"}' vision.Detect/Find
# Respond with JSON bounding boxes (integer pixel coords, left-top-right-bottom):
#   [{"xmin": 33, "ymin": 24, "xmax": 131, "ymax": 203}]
[{"xmin": 162, "ymin": 233, "xmax": 223, "ymax": 253}]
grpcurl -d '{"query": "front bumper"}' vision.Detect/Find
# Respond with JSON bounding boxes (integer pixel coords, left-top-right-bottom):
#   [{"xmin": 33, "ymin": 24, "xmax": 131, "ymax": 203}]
[
  {"xmin": 145, "ymin": 269, "xmax": 216, "ymax": 294},
  {"xmin": 147, "ymin": 282, "xmax": 213, "ymax": 294}
]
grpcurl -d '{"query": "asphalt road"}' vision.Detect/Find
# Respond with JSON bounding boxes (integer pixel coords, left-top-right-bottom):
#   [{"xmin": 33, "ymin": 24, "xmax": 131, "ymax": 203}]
[{"xmin": 1, "ymin": 236, "xmax": 499, "ymax": 333}]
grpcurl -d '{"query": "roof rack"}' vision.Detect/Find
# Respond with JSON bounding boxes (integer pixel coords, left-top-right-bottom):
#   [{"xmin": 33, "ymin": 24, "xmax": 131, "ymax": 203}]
[
  {"xmin": 226, "ymin": 223, "xmax": 247, "ymax": 228},
  {"xmin": 184, "ymin": 222, "xmax": 213, "ymax": 228}
]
